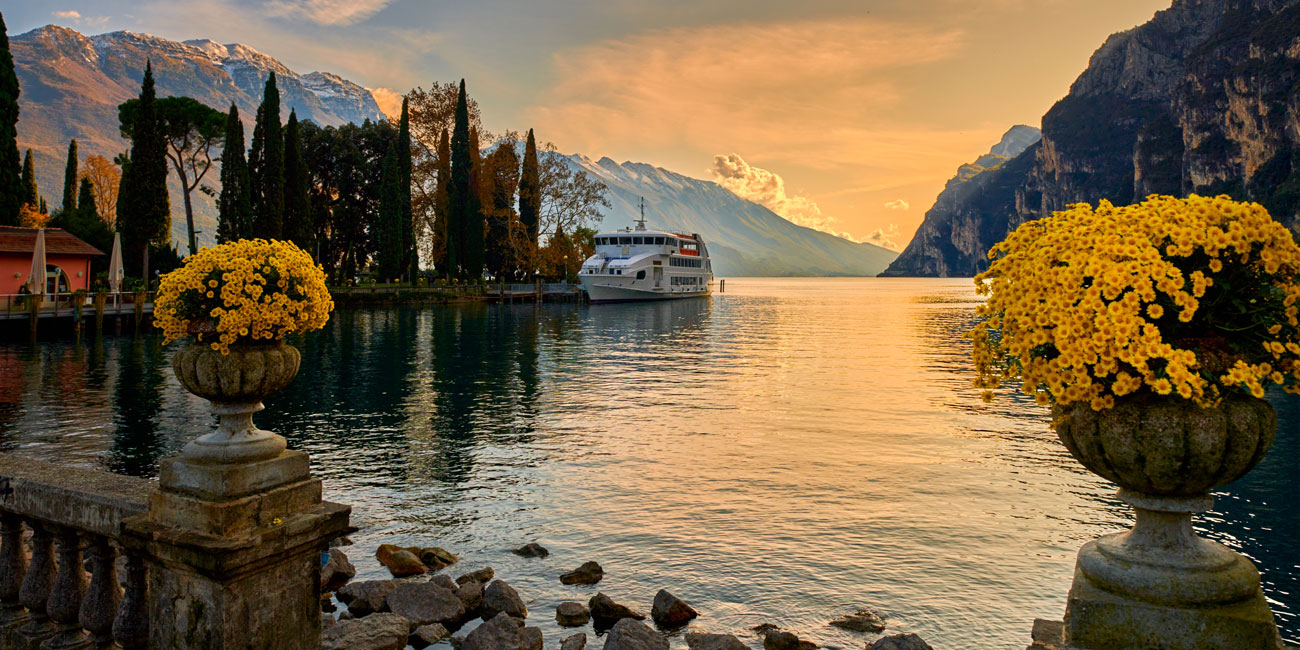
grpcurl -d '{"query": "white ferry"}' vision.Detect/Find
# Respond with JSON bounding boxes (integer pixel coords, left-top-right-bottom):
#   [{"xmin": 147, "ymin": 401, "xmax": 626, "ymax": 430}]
[{"xmin": 579, "ymin": 205, "xmax": 713, "ymax": 304}]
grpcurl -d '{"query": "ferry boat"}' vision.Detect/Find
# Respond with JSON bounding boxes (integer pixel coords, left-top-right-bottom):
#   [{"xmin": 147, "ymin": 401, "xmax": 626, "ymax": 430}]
[{"xmin": 578, "ymin": 202, "xmax": 713, "ymax": 304}]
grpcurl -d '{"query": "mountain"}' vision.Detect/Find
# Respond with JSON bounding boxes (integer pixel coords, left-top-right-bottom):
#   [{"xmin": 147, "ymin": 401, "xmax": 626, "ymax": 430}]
[
  {"xmin": 883, "ymin": 0, "xmax": 1300, "ymax": 277},
  {"xmin": 9, "ymin": 24, "xmax": 386, "ymax": 244},
  {"xmin": 562, "ymin": 155, "xmax": 898, "ymax": 277}
]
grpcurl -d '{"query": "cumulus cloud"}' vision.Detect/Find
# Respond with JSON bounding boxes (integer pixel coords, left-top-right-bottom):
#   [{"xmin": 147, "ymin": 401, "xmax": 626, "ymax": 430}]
[
  {"xmin": 266, "ymin": 0, "xmax": 392, "ymax": 25},
  {"xmin": 864, "ymin": 225, "xmax": 902, "ymax": 251},
  {"xmin": 369, "ymin": 87, "xmax": 403, "ymax": 121},
  {"xmin": 51, "ymin": 10, "xmax": 109, "ymax": 27},
  {"xmin": 52, "ymin": 10, "xmax": 81, "ymax": 19},
  {"xmin": 884, "ymin": 199, "xmax": 909, "ymax": 210},
  {"xmin": 711, "ymin": 153, "xmax": 859, "ymax": 240}
]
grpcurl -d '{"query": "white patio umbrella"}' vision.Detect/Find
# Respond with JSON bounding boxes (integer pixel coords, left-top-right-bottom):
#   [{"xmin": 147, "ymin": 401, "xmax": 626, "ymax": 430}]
[
  {"xmin": 108, "ymin": 231, "xmax": 124, "ymax": 293},
  {"xmin": 27, "ymin": 228, "xmax": 46, "ymax": 296}
]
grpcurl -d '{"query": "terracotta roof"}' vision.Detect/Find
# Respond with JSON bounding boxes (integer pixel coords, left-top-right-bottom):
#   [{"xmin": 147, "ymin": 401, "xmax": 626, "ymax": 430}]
[{"xmin": 0, "ymin": 226, "xmax": 104, "ymax": 257}]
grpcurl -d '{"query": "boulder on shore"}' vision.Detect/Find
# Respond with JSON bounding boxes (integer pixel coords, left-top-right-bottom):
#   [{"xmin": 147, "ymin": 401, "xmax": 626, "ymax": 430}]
[
  {"xmin": 458, "ymin": 567, "xmax": 495, "ymax": 586},
  {"xmin": 464, "ymin": 612, "xmax": 542, "ymax": 650},
  {"xmin": 763, "ymin": 630, "xmax": 817, "ymax": 650},
  {"xmin": 456, "ymin": 579, "xmax": 485, "ymax": 612},
  {"xmin": 602, "ymin": 618, "xmax": 668, "ymax": 650},
  {"xmin": 513, "ymin": 542, "xmax": 550, "ymax": 558},
  {"xmin": 321, "ymin": 549, "xmax": 357, "ymax": 591},
  {"xmin": 410, "ymin": 623, "xmax": 450, "ymax": 649},
  {"xmin": 337, "ymin": 580, "xmax": 398, "ymax": 617},
  {"xmin": 431, "ymin": 574, "xmax": 458, "ymax": 591},
  {"xmin": 561, "ymin": 561, "xmax": 604, "ymax": 585},
  {"xmin": 589, "ymin": 593, "xmax": 645, "ymax": 623},
  {"xmin": 561, "ymin": 632, "xmax": 588, "ymax": 650},
  {"xmin": 481, "ymin": 579, "xmax": 528, "ymax": 620},
  {"xmin": 867, "ymin": 634, "xmax": 933, "ymax": 650},
  {"xmin": 376, "ymin": 544, "xmax": 428, "ymax": 577},
  {"xmin": 650, "ymin": 590, "xmax": 698, "ymax": 627},
  {"xmin": 685, "ymin": 633, "xmax": 747, "ymax": 650},
  {"xmin": 829, "ymin": 608, "xmax": 886, "ymax": 633},
  {"xmin": 384, "ymin": 582, "xmax": 465, "ymax": 627},
  {"xmin": 417, "ymin": 546, "xmax": 460, "ymax": 570},
  {"xmin": 556, "ymin": 601, "xmax": 592, "ymax": 627},
  {"xmin": 321, "ymin": 612, "xmax": 410, "ymax": 650}
]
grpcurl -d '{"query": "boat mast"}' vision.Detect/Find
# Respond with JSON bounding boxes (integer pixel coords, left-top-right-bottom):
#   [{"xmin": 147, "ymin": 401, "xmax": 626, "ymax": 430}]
[{"xmin": 635, "ymin": 197, "xmax": 647, "ymax": 231}]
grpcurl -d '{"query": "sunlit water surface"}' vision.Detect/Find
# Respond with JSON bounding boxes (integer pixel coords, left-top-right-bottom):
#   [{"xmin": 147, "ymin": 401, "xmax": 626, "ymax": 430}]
[{"xmin": 1, "ymin": 278, "xmax": 1297, "ymax": 649}]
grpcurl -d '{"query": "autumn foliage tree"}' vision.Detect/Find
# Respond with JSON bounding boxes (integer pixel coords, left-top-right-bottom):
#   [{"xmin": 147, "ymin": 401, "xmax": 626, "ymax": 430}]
[{"xmin": 82, "ymin": 155, "xmax": 121, "ymax": 228}]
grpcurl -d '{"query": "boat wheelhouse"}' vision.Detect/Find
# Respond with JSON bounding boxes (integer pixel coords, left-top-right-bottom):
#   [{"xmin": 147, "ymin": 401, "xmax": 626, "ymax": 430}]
[{"xmin": 578, "ymin": 210, "xmax": 713, "ymax": 304}]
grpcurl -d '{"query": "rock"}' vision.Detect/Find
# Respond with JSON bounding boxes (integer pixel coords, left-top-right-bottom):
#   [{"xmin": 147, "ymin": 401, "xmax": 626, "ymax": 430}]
[
  {"xmin": 449, "ymin": 636, "xmax": 465, "ymax": 650},
  {"xmin": 410, "ymin": 623, "xmax": 451, "ymax": 649},
  {"xmin": 751, "ymin": 623, "xmax": 780, "ymax": 637},
  {"xmin": 829, "ymin": 608, "xmax": 886, "ymax": 633},
  {"xmin": 431, "ymin": 574, "xmax": 459, "ymax": 591},
  {"xmin": 337, "ymin": 580, "xmax": 398, "ymax": 617},
  {"xmin": 385, "ymin": 582, "xmax": 466, "ymax": 627},
  {"xmin": 561, "ymin": 561, "xmax": 604, "ymax": 585},
  {"xmin": 763, "ymin": 631, "xmax": 816, "ymax": 650},
  {"xmin": 464, "ymin": 612, "xmax": 536, "ymax": 650},
  {"xmin": 650, "ymin": 590, "xmax": 697, "ymax": 627},
  {"xmin": 556, "ymin": 601, "xmax": 592, "ymax": 627},
  {"xmin": 561, "ymin": 632, "xmax": 588, "ymax": 650},
  {"xmin": 321, "ymin": 549, "xmax": 357, "ymax": 591},
  {"xmin": 415, "ymin": 546, "xmax": 460, "ymax": 570},
  {"xmin": 330, "ymin": 536, "xmax": 354, "ymax": 547},
  {"xmin": 458, "ymin": 567, "xmax": 495, "ymax": 585},
  {"xmin": 601, "ymin": 618, "xmax": 668, "ymax": 650},
  {"xmin": 867, "ymin": 634, "xmax": 933, "ymax": 650},
  {"xmin": 513, "ymin": 542, "xmax": 550, "ymax": 558},
  {"xmin": 376, "ymin": 544, "xmax": 428, "ymax": 577},
  {"xmin": 482, "ymin": 579, "xmax": 528, "ymax": 620},
  {"xmin": 321, "ymin": 612, "xmax": 410, "ymax": 650},
  {"xmin": 456, "ymin": 579, "xmax": 485, "ymax": 612},
  {"xmin": 321, "ymin": 613, "xmax": 336, "ymax": 628},
  {"xmin": 321, "ymin": 592, "xmax": 337, "ymax": 613},
  {"xmin": 338, "ymin": 611, "xmax": 355, "ymax": 621},
  {"xmin": 589, "ymin": 593, "xmax": 645, "ymax": 623},
  {"xmin": 685, "ymin": 633, "xmax": 748, "ymax": 650}
]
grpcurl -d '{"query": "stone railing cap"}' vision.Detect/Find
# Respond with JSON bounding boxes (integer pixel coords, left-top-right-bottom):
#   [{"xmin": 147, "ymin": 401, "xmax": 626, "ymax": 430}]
[{"xmin": 0, "ymin": 454, "xmax": 153, "ymax": 537}]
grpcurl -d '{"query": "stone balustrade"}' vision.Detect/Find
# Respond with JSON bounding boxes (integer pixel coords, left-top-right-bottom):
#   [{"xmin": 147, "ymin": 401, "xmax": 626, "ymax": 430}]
[{"xmin": 0, "ymin": 455, "xmax": 153, "ymax": 649}]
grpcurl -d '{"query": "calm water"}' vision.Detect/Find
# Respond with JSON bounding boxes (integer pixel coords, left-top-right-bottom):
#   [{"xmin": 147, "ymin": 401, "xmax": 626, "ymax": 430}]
[{"xmin": 1, "ymin": 277, "xmax": 1297, "ymax": 649}]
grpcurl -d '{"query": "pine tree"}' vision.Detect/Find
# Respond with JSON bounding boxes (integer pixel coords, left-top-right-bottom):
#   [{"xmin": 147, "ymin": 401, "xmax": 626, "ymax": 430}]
[
  {"xmin": 61, "ymin": 139, "xmax": 78, "ymax": 214},
  {"xmin": 116, "ymin": 61, "xmax": 172, "ymax": 279},
  {"xmin": 0, "ymin": 13, "xmax": 21, "ymax": 226},
  {"xmin": 282, "ymin": 109, "xmax": 313, "ymax": 252},
  {"xmin": 398, "ymin": 96, "xmax": 415, "ymax": 279},
  {"xmin": 377, "ymin": 142, "xmax": 402, "ymax": 281},
  {"xmin": 449, "ymin": 80, "xmax": 474, "ymax": 280},
  {"xmin": 249, "ymin": 72, "xmax": 284, "ymax": 239},
  {"xmin": 434, "ymin": 128, "xmax": 452, "ymax": 277},
  {"xmin": 216, "ymin": 104, "xmax": 253, "ymax": 243},
  {"xmin": 519, "ymin": 128, "xmax": 540, "ymax": 248},
  {"xmin": 20, "ymin": 148, "xmax": 35, "ymax": 207}
]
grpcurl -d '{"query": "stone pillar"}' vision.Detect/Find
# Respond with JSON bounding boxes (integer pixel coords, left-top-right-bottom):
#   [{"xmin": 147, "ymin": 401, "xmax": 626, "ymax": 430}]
[{"xmin": 0, "ymin": 514, "xmax": 29, "ymax": 639}]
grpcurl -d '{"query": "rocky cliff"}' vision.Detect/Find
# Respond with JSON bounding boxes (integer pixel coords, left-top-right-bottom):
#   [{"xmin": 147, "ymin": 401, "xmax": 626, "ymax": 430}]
[{"xmin": 883, "ymin": 0, "xmax": 1300, "ymax": 276}]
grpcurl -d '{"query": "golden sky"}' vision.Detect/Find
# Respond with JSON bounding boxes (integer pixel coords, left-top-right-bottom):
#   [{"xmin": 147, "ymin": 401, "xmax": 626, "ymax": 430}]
[{"xmin": 16, "ymin": 0, "xmax": 1173, "ymax": 248}]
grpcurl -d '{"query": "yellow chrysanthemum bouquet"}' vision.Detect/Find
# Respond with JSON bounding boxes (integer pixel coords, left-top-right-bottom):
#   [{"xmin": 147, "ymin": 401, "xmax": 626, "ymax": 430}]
[
  {"xmin": 154, "ymin": 239, "xmax": 333, "ymax": 354},
  {"xmin": 970, "ymin": 194, "xmax": 1300, "ymax": 411}
]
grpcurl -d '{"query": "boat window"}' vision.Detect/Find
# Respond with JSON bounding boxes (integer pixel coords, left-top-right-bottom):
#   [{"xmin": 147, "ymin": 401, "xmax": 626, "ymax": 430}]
[
  {"xmin": 636, "ymin": 270, "xmax": 646, "ymax": 280},
  {"xmin": 633, "ymin": 237, "xmax": 643, "ymax": 245},
  {"xmin": 616, "ymin": 237, "xmax": 627, "ymax": 245}
]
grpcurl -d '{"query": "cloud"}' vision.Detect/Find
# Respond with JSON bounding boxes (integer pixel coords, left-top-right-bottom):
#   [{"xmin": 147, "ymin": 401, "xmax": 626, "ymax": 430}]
[
  {"xmin": 265, "ymin": 0, "xmax": 393, "ymax": 25},
  {"xmin": 52, "ymin": 10, "xmax": 81, "ymax": 19},
  {"xmin": 711, "ymin": 153, "xmax": 858, "ymax": 240},
  {"xmin": 864, "ymin": 224, "xmax": 902, "ymax": 251},
  {"xmin": 369, "ymin": 87, "xmax": 403, "ymax": 121},
  {"xmin": 884, "ymin": 199, "xmax": 909, "ymax": 210},
  {"xmin": 52, "ymin": 10, "xmax": 110, "ymax": 27}
]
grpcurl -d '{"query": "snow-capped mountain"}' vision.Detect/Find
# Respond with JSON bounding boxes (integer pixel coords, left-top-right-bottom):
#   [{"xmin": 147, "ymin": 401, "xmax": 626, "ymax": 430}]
[{"xmin": 561, "ymin": 154, "xmax": 897, "ymax": 276}]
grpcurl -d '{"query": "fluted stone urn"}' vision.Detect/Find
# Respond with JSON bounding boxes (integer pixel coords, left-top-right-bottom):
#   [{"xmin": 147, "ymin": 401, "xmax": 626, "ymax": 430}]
[
  {"xmin": 1054, "ymin": 393, "xmax": 1283, "ymax": 649},
  {"xmin": 172, "ymin": 340, "xmax": 302, "ymax": 464}
]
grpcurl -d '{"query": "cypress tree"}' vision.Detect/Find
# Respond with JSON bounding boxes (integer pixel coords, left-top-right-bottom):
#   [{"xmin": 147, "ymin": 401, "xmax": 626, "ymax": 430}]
[
  {"xmin": 0, "ymin": 13, "xmax": 20, "ymax": 226},
  {"xmin": 116, "ymin": 61, "xmax": 171, "ymax": 278},
  {"xmin": 519, "ymin": 128, "xmax": 540, "ymax": 247},
  {"xmin": 464, "ymin": 125, "xmax": 484, "ymax": 280},
  {"xmin": 377, "ymin": 142, "xmax": 402, "ymax": 281},
  {"xmin": 76, "ymin": 176, "xmax": 96, "ymax": 223},
  {"xmin": 216, "ymin": 104, "xmax": 253, "ymax": 243},
  {"xmin": 282, "ymin": 109, "xmax": 312, "ymax": 252},
  {"xmin": 434, "ymin": 128, "xmax": 452, "ymax": 277},
  {"xmin": 38, "ymin": 196, "xmax": 45, "ymax": 214},
  {"xmin": 249, "ymin": 72, "xmax": 284, "ymax": 239},
  {"xmin": 398, "ymin": 96, "xmax": 415, "ymax": 279},
  {"xmin": 20, "ymin": 148, "xmax": 35, "ymax": 207},
  {"xmin": 449, "ymin": 80, "xmax": 473, "ymax": 280},
  {"xmin": 61, "ymin": 139, "xmax": 77, "ymax": 214},
  {"xmin": 64, "ymin": 176, "xmax": 111, "ymax": 260}
]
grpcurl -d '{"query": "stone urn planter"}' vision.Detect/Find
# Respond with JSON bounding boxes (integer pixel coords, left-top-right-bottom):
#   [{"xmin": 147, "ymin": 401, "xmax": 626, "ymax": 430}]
[
  {"xmin": 1054, "ymin": 393, "xmax": 1283, "ymax": 650},
  {"xmin": 172, "ymin": 339, "xmax": 302, "ymax": 464}
]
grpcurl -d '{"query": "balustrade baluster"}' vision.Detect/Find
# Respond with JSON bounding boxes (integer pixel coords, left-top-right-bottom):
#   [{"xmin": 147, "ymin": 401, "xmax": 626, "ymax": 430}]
[
  {"xmin": 0, "ymin": 513, "xmax": 28, "ymax": 633},
  {"xmin": 112, "ymin": 553, "xmax": 146, "ymax": 650},
  {"xmin": 45, "ymin": 526, "xmax": 89, "ymax": 649},
  {"xmin": 18, "ymin": 520, "xmax": 57, "ymax": 646},
  {"xmin": 79, "ymin": 537, "xmax": 119, "ymax": 648}
]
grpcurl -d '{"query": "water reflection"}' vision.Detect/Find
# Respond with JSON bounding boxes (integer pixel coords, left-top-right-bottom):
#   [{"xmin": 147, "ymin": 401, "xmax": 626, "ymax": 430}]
[{"xmin": 0, "ymin": 279, "xmax": 1295, "ymax": 649}]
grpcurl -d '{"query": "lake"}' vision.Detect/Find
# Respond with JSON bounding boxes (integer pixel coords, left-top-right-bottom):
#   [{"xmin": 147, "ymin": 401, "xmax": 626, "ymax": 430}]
[{"xmin": 1, "ymin": 277, "xmax": 1296, "ymax": 649}]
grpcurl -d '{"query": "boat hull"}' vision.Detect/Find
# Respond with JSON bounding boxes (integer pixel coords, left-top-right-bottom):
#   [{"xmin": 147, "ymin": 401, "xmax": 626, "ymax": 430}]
[{"xmin": 579, "ymin": 279, "xmax": 711, "ymax": 304}]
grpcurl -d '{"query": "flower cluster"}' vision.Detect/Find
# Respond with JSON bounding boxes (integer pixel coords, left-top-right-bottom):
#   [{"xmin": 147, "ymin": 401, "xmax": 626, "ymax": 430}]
[
  {"xmin": 154, "ymin": 239, "xmax": 333, "ymax": 354},
  {"xmin": 970, "ymin": 195, "xmax": 1300, "ymax": 411}
]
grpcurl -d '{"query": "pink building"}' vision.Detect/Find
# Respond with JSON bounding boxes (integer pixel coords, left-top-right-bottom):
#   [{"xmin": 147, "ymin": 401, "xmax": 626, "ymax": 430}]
[{"xmin": 0, "ymin": 226, "xmax": 104, "ymax": 295}]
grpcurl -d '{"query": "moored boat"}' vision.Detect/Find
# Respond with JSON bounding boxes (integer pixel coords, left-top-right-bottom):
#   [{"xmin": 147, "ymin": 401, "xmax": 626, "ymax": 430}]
[{"xmin": 578, "ymin": 204, "xmax": 713, "ymax": 304}]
